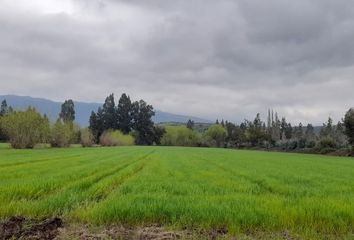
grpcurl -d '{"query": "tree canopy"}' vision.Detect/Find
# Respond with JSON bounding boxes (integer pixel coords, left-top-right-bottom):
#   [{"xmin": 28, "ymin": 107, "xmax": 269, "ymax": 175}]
[{"xmin": 59, "ymin": 99, "xmax": 75, "ymax": 122}]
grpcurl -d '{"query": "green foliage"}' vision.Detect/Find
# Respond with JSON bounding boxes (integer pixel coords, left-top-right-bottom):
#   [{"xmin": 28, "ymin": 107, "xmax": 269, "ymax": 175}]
[
  {"xmin": 102, "ymin": 94, "xmax": 117, "ymax": 130},
  {"xmin": 0, "ymin": 99, "xmax": 12, "ymax": 142},
  {"xmin": 89, "ymin": 109, "xmax": 104, "ymax": 143},
  {"xmin": 99, "ymin": 130, "xmax": 135, "ymax": 146},
  {"xmin": 344, "ymin": 108, "xmax": 354, "ymax": 148},
  {"xmin": 0, "ymin": 107, "xmax": 50, "ymax": 148},
  {"xmin": 318, "ymin": 137, "xmax": 337, "ymax": 149},
  {"xmin": 80, "ymin": 128, "xmax": 95, "ymax": 147},
  {"xmin": 0, "ymin": 146, "xmax": 354, "ymax": 238},
  {"xmin": 50, "ymin": 119, "xmax": 75, "ymax": 148},
  {"xmin": 161, "ymin": 126, "xmax": 200, "ymax": 146},
  {"xmin": 245, "ymin": 114, "xmax": 268, "ymax": 147},
  {"xmin": 117, "ymin": 93, "xmax": 132, "ymax": 134},
  {"xmin": 186, "ymin": 119, "xmax": 194, "ymax": 130},
  {"xmin": 59, "ymin": 99, "xmax": 75, "ymax": 122},
  {"xmin": 89, "ymin": 93, "xmax": 160, "ymax": 146},
  {"xmin": 320, "ymin": 117, "xmax": 334, "ymax": 137},
  {"xmin": 0, "ymin": 100, "xmax": 9, "ymax": 117},
  {"xmin": 203, "ymin": 124, "xmax": 227, "ymax": 147},
  {"xmin": 152, "ymin": 126, "xmax": 166, "ymax": 145},
  {"xmin": 225, "ymin": 121, "xmax": 246, "ymax": 147},
  {"xmin": 131, "ymin": 100, "xmax": 156, "ymax": 145}
]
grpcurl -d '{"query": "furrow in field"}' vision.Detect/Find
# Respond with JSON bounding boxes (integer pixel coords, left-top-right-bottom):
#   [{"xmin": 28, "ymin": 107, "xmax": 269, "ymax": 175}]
[
  {"xmin": 196, "ymin": 155, "xmax": 279, "ymax": 195},
  {"xmin": 70, "ymin": 152, "xmax": 156, "ymax": 221},
  {"xmin": 27, "ymin": 150, "xmax": 154, "ymax": 216},
  {"xmin": 0, "ymin": 152, "xmax": 85, "ymax": 168},
  {"xmin": 1, "ymin": 153, "xmax": 140, "ymax": 202},
  {"xmin": 0, "ymin": 149, "xmax": 139, "ymax": 183},
  {"xmin": 0, "ymin": 152, "xmax": 153, "ymax": 218},
  {"xmin": 0, "ymin": 148, "xmax": 134, "ymax": 171},
  {"xmin": 75, "ymin": 161, "xmax": 147, "ymax": 208}
]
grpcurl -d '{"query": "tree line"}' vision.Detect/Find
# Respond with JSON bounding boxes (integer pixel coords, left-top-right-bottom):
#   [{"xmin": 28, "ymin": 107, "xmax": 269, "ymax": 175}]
[
  {"xmin": 88, "ymin": 93, "xmax": 164, "ymax": 145},
  {"xmin": 0, "ymin": 95, "xmax": 353, "ymax": 155},
  {"xmin": 160, "ymin": 109, "xmax": 354, "ymax": 156},
  {"xmin": 0, "ymin": 94, "xmax": 164, "ymax": 148}
]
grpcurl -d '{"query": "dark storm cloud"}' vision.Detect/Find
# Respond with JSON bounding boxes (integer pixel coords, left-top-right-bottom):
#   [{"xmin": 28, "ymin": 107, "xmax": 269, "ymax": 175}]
[{"xmin": 0, "ymin": 0, "xmax": 353, "ymax": 124}]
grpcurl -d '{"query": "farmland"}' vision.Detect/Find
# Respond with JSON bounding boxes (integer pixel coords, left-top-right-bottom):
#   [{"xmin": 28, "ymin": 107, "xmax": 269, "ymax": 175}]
[{"xmin": 0, "ymin": 145, "xmax": 354, "ymax": 239}]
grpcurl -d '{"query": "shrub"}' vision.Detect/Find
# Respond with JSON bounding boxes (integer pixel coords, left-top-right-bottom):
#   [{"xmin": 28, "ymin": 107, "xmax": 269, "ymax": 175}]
[
  {"xmin": 100, "ymin": 130, "xmax": 135, "ymax": 146},
  {"xmin": 161, "ymin": 126, "xmax": 200, "ymax": 147},
  {"xmin": 0, "ymin": 108, "xmax": 50, "ymax": 149},
  {"xmin": 319, "ymin": 137, "xmax": 336, "ymax": 149},
  {"xmin": 50, "ymin": 120, "xmax": 74, "ymax": 148},
  {"xmin": 306, "ymin": 140, "xmax": 316, "ymax": 148},
  {"xmin": 80, "ymin": 128, "xmax": 94, "ymax": 147},
  {"xmin": 203, "ymin": 124, "xmax": 227, "ymax": 147},
  {"xmin": 71, "ymin": 123, "xmax": 82, "ymax": 144},
  {"xmin": 319, "ymin": 147, "xmax": 336, "ymax": 155}
]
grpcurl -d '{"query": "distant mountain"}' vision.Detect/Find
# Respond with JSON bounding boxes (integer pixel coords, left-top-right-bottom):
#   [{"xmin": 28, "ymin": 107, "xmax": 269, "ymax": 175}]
[{"xmin": 0, "ymin": 95, "xmax": 211, "ymax": 126}]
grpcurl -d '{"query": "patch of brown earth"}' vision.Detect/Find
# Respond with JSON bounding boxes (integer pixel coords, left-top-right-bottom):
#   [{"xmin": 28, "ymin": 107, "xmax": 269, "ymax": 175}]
[
  {"xmin": 0, "ymin": 216, "xmax": 63, "ymax": 240},
  {"xmin": 57, "ymin": 225, "xmax": 230, "ymax": 240},
  {"xmin": 0, "ymin": 218, "xmax": 320, "ymax": 240}
]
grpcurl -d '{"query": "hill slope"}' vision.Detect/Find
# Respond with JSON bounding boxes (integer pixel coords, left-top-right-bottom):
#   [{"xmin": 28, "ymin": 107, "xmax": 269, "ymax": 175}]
[{"xmin": 0, "ymin": 95, "xmax": 211, "ymax": 126}]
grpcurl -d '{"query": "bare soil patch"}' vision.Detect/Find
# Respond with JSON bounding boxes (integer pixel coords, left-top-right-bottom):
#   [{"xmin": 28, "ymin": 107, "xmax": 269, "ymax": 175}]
[
  {"xmin": 56, "ymin": 225, "xmax": 231, "ymax": 240},
  {"xmin": 0, "ymin": 216, "xmax": 63, "ymax": 240}
]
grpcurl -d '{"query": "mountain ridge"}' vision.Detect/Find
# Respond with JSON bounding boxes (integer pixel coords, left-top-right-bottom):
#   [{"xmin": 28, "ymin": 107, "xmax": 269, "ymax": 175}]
[{"xmin": 0, "ymin": 95, "xmax": 211, "ymax": 126}]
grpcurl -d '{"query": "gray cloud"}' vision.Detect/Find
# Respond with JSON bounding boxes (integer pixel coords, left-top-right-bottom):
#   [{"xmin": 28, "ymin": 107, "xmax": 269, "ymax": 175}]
[{"xmin": 0, "ymin": 0, "xmax": 353, "ymax": 124}]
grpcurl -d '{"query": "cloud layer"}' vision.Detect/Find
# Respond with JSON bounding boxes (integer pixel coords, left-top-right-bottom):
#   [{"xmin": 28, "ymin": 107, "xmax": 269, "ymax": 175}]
[{"xmin": 1, "ymin": 0, "xmax": 354, "ymax": 124}]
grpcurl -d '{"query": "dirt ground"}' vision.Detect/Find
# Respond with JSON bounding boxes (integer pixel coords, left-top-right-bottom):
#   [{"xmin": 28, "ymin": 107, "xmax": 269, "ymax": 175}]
[
  {"xmin": 1, "ymin": 216, "xmax": 342, "ymax": 240},
  {"xmin": 0, "ymin": 217, "xmax": 232, "ymax": 240},
  {"xmin": 0, "ymin": 216, "xmax": 63, "ymax": 239}
]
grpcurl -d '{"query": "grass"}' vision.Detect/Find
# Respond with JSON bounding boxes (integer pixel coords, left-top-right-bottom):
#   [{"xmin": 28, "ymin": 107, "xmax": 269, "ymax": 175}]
[{"xmin": 0, "ymin": 145, "xmax": 354, "ymax": 238}]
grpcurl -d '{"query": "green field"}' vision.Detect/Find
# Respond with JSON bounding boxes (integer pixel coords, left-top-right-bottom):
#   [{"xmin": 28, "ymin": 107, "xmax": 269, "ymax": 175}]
[{"xmin": 0, "ymin": 145, "xmax": 354, "ymax": 238}]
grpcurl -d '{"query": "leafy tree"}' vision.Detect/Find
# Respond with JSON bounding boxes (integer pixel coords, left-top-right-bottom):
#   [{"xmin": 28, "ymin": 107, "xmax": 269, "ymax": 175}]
[
  {"xmin": 100, "ymin": 130, "xmax": 135, "ymax": 146},
  {"xmin": 284, "ymin": 123, "xmax": 293, "ymax": 140},
  {"xmin": 50, "ymin": 119, "xmax": 74, "ymax": 148},
  {"xmin": 131, "ymin": 100, "xmax": 156, "ymax": 145},
  {"xmin": 80, "ymin": 128, "xmax": 94, "ymax": 147},
  {"xmin": 203, "ymin": 124, "xmax": 227, "ymax": 147},
  {"xmin": 186, "ymin": 119, "xmax": 194, "ymax": 130},
  {"xmin": 225, "ymin": 121, "xmax": 246, "ymax": 147},
  {"xmin": 304, "ymin": 124, "xmax": 316, "ymax": 147},
  {"xmin": 344, "ymin": 108, "xmax": 354, "ymax": 148},
  {"xmin": 161, "ymin": 126, "xmax": 199, "ymax": 146},
  {"xmin": 246, "ymin": 113, "xmax": 267, "ymax": 146},
  {"xmin": 333, "ymin": 121, "xmax": 347, "ymax": 147},
  {"xmin": 294, "ymin": 123, "xmax": 303, "ymax": 140},
  {"xmin": 152, "ymin": 126, "xmax": 166, "ymax": 145},
  {"xmin": 89, "ymin": 108, "xmax": 104, "ymax": 143},
  {"xmin": 117, "ymin": 93, "xmax": 132, "ymax": 134},
  {"xmin": 280, "ymin": 117, "xmax": 287, "ymax": 140},
  {"xmin": 0, "ymin": 100, "xmax": 9, "ymax": 141},
  {"xmin": 318, "ymin": 117, "xmax": 338, "ymax": 148},
  {"xmin": 0, "ymin": 100, "xmax": 9, "ymax": 117},
  {"xmin": 59, "ymin": 99, "xmax": 75, "ymax": 122},
  {"xmin": 320, "ymin": 117, "xmax": 334, "ymax": 138},
  {"xmin": 102, "ymin": 94, "xmax": 117, "ymax": 130},
  {"xmin": 1, "ymin": 108, "xmax": 50, "ymax": 148}
]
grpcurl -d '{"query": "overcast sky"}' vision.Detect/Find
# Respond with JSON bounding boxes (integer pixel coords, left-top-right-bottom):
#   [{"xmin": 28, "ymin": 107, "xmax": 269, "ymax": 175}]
[{"xmin": 0, "ymin": 0, "xmax": 353, "ymax": 124}]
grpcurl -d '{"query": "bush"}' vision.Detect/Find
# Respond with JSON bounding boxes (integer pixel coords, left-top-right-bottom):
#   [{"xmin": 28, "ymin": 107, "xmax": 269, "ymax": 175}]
[
  {"xmin": 203, "ymin": 124, "xmax": 227, "ymax": 147},
  {"xmin": 0, "ymin": 108, "xmax": 50, "ymax": 149},
  {"xmin": 161, "ymin": 126, "xmax": 200, "ymax": 147},
  {"xmin": 100, "ymin": 130, "xmax": 135, "ymax": 146},
  {"xmin": 306, "ymin": 140, "xmax": 316, "ymax": 148},
  {"xmin": 80, "ymin": 128, "xmax": 94, "ymax": 147},
  {"xmin": 50, "ymin": 120, "xmax": 74, "ymax": 148},
  {"xmin": 319, "ymin": 137, "xmax": 337, "ymax": 149},
  {"xmin": 319, "ymin": 147, "xmax": 336, "ymax": 155}
]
